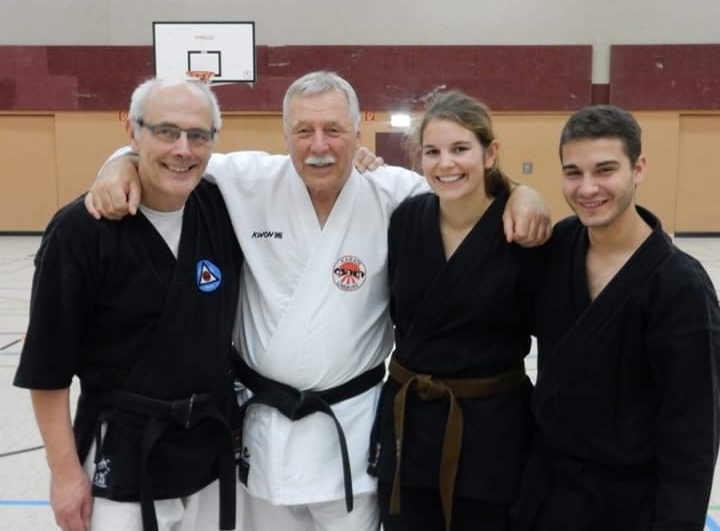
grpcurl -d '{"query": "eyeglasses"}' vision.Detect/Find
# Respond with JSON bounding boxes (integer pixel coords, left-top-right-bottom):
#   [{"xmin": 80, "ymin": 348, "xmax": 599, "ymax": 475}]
[{"xmin": 135, "ymin": 118, "xmax": 216, "ymax": 146}]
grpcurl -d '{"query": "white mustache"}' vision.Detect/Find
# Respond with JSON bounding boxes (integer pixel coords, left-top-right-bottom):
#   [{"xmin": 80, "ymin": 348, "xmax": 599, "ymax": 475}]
[{"xmin": 304, "ymin": 156, "xmax": 336, "ymax": 165}]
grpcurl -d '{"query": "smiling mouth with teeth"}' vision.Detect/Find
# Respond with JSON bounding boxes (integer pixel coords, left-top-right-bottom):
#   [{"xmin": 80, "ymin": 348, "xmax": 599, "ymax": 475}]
[
  {"xmin": 579, "ymin": 200, "xmax": 606, "ymax": 208},
  {"xmin": 437, "ymin": 174, "xmax": 464, "ymax": 183},
  {"xmin": 165, "ymin": 164, "xmax": 194, "ymax": 172}
]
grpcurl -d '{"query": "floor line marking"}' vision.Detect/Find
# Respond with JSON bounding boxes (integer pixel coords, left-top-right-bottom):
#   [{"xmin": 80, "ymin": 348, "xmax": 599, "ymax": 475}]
[
  {"xmin": 0, "ymin": 500, "xmax": 49, "ymax": 506},
  {"xmin": 0, "ymin": 445, "xmax": 44, "ymax": 458},
  {"xmin": 0, "ymin": 336, "xmax": 24, "ymax": 350}
]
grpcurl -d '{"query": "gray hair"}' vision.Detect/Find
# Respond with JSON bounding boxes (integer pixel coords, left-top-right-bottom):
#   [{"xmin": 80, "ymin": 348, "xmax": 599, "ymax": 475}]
[
  {"xmin": 282, "ymin": 71, "xmax": 360, "ymax": 132},
  {"xmin": 128, "ymin": 78, "xmax": 222, "ymax": 136}
]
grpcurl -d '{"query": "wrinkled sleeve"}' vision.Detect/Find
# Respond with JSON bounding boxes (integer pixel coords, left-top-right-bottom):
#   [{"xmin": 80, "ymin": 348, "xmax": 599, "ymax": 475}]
[
  {"xmin": 648, "ymin": 262, "xmax": 720, "ymax": 531},
  {"xmin": 14, "ymin": 213, "xmax": 96, "ymax": 390}
]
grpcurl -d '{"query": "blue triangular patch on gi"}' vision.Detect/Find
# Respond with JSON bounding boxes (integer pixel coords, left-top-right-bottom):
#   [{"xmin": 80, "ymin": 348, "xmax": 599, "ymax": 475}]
[{"xmin": 196, "ymin": 259, "xmax": 222, "ymax": 293}]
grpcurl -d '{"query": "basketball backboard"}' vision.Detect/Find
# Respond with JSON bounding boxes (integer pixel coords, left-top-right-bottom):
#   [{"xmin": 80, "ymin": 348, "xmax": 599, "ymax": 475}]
[{"xmin": 153, "ymin": 21, "xmax": 256, "ymax": 83}]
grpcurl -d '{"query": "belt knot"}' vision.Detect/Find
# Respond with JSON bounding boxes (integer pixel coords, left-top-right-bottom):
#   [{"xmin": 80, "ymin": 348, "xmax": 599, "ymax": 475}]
[{"xmin": 412, "ymin": 375, "xmax": 447, "ymax": 401}]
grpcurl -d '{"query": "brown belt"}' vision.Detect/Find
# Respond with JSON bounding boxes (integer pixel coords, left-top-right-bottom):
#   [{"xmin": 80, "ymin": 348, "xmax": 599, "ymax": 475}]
[{"xmin": 389, "ymin": 357, "xmax": 527, "ymax": 531}]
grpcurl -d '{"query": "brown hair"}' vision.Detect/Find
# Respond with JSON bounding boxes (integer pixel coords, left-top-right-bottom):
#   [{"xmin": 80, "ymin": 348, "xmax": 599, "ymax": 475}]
[
  {"xmin": 407, "ymin": 90, "xmax": 510, "ymax": 197},
  {"xmin": 559, "ymin": 105, "xmax": 642, "ymax": 165}
]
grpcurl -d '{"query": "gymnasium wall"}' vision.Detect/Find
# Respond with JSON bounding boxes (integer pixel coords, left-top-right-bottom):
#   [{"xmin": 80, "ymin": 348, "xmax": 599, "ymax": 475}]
[{"xmin": 0, "ymin": 0, "xmax": 719, "ymax": 233}]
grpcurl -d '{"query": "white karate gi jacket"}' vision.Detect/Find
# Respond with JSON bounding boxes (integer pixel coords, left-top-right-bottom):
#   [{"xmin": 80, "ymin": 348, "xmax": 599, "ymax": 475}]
[{"xmin": 206, "ymin": 152, "xmax": 426, "ymax": 505}]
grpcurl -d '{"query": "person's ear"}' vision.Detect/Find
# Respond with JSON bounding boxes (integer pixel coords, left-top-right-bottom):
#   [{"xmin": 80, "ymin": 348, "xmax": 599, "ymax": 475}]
[
  {"xmin": 633, "ymin": 154, "xmax": 647, "ymax": 186},
  {"xmin": 484, "ymin": 140, "xmax": 499, "ymax": 169},
  {"xmin": 126, "ymin": 119, "xmax": 139, "ymax": 151}
]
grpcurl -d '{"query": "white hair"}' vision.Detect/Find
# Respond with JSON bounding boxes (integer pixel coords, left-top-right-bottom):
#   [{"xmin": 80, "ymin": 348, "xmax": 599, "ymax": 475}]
[
  {"xmin": 128, "ymin": 78, "xmax": 222, "ymax": 136},
  {"xmin": 282, "ymin": 71, "xmax": 360, "ymax": 132}
]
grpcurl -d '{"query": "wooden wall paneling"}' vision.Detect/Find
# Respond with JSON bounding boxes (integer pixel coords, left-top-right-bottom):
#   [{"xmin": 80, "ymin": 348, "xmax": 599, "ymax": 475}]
[
  {"xmin": 0, "ymin": 109, "xmax": 700, "ymax": 233},
  {"xmin": 53, "ymin": 111, "xmax": 129, "ymax": 206},
  {"xmin": 494, "ymin": 112, "xmax": 680, "ymax": 232},
  {"xmin": 0, "ymin": 114, "xmax": 58, "ymax": 232},
  {"xmin": 493, "ymin": 114, "xmax": 574, "ymax": 223},
  {"xmin": 632, "ymin": 112, "xmax": 680, "ymax": 233},
  {"xmin": 217, "ymin": 111, "xmax": 404, "ymax": 158},
  {"xmin": 675, "ymin": 115, "xmax": 720, "ymax": 234},
  {"xmin": 216, "ymin": 114, "xmax": 287, "ymax": 154}
]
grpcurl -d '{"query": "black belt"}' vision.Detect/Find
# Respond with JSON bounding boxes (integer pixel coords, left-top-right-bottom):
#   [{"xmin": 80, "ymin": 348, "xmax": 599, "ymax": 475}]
[
  {"xmin": 234, "ymin": 357, "xmax": 386, "ymax": 512},
  {"xmin": 85, "ymin": 377, "xmax": 236, "ymax": 531}
]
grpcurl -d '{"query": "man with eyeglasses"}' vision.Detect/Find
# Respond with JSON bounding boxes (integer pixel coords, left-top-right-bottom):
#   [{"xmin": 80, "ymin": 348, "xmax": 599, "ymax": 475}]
[
  {"xmin": 14, "ymin": 78, "xmax": 243, "ymax": 531},
  {"xmin": 134, "ymin": 118, "xmax": 218, "ymax": 144}
]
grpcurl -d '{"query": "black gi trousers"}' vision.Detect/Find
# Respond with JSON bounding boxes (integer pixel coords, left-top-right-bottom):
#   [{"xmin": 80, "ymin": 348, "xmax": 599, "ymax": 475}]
[{"xmin": 378, "ymin": 480, "xmax": 510, "ymax": 531}]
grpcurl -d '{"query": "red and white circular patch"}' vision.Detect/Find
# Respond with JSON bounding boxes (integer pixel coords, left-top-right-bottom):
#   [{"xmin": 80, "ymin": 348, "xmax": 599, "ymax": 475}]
[{"xmin": 332, "ymin": 255, "xmax": 367, "ymax": 291}]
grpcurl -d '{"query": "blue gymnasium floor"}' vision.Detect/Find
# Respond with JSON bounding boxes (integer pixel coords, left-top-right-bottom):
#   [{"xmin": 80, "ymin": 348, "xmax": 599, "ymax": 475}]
[{"xmin": 2, "ymin": 235, "xmax": 720, "ymax": 530}]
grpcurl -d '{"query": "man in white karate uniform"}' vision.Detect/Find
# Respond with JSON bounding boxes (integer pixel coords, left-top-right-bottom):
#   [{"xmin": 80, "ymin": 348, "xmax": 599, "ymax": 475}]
[{"xmin": 86, "ymin": 71, "xmax": 550, "ymax": 531}]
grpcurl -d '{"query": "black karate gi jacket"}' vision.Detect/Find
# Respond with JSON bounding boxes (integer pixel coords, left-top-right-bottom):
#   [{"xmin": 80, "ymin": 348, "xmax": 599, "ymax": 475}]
[
  {"xmin": 515, "ymin": 206, "xmax": 720, "ymax": 531},
  {"xmin": 15, "ymin": 180, "xmax": 243, "ymax": 504},
  {"xmin": 370, "ymin": 190, "xmax": 540, "ymax": 503}
]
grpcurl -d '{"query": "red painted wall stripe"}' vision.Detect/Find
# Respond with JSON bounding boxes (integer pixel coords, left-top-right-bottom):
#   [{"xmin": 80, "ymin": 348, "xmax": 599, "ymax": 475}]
[
  {"xmin": 610, "ymin": 44, "xmax": 720, "ymax": 110},
  {"xmin": 0, "ymin": 45, "xmax": 591, "ymax": 112}
]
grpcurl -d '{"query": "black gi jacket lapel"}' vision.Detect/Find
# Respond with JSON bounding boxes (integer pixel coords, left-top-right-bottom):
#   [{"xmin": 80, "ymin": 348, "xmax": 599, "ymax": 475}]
[
  {"xmin": 402, "ymin": 191, "xmax": 509, "ymax": 353},
  {"xmin": 533, "ymin": 208, "xmax": 673, "ymax": 408},
  {"xmin": 123, "ymin": 191, "xmax": 235, "ymax": 397},
  {"xmin": 123, "ymin": 197, "xmax": 201, "ymax": 394}
]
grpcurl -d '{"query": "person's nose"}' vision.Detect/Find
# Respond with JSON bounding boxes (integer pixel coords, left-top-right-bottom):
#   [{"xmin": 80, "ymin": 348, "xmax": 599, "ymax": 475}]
[
  {"xmin": 171, "ymin": 132, "xmax": 193, "ymax": 156},
  {"xmin": 310, "ymin": 131, "xmax": 329, "ymax": 153},
  {"xmin": 438, "ymin": 150, "xmax": 456, "ymax": 169},
  {"xmin": 577, "ymin": 174, "xmax": 599, "ymax": 195}
]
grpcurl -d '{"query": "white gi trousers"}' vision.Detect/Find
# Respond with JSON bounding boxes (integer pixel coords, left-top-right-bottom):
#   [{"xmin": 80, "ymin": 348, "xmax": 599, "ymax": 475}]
[
  {"xmin": 237, "ymin": 484, "xmax": 379, "ymax": 531},
  {"xmin": 83, "ymin": 440, "xmax": 227, "ymax": 531}
]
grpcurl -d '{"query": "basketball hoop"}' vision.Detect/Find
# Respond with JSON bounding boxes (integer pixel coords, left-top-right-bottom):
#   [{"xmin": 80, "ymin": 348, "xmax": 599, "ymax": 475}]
[
  {"xmin": 154, "ymin": 22, "xmax": 256, "ymax": 83},
  {"xmin": 186, "ymin": 70, "xmax": 215, "ymax": 84}
]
